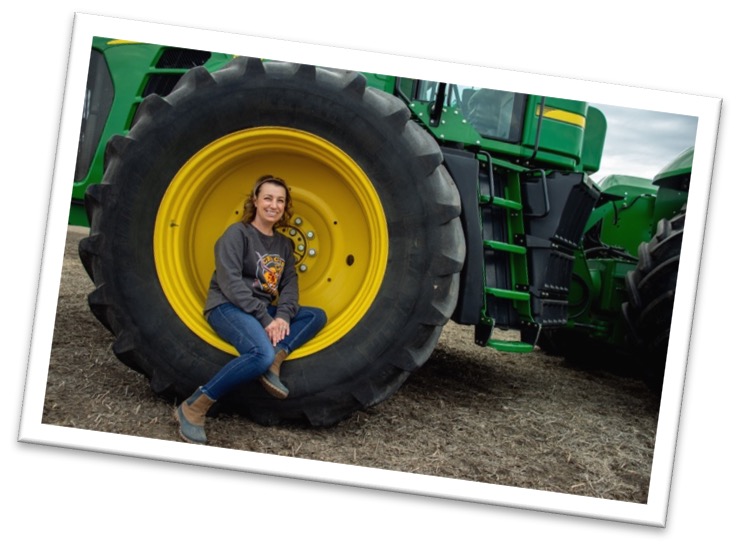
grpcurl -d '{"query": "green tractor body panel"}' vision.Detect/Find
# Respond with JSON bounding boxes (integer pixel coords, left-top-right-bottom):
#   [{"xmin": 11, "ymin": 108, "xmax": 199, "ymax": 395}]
[
  {"xmin": 654, "ymin": 146, "xmax": 694, "ymax": 184},
  {"xmin": 559, "ymin": 172, "xmax": 657, "ymax": 349},
  {"xmin": 652, "ymin": 146, "xmax": 693, "ymax": 226},
  {"xmin": 590, "ymin": 174, "xmax": 659, "ymax": 257}
]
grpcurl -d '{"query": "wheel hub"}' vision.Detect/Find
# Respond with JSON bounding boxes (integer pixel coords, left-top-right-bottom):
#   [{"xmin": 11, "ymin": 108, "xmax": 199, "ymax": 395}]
[{"xmin": 278, "ymin": 216, "xmax": 320, "ymax": 273}]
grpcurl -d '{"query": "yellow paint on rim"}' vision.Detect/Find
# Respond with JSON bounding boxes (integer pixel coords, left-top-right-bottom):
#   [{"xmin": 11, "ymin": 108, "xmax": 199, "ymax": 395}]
[
  {"xmin": 536, "ymin": 105, "xmax": 586, "ymax": 128},
  {"xmin": 154, "ymin": 127, "xmax": 388, "ymax": 359}
]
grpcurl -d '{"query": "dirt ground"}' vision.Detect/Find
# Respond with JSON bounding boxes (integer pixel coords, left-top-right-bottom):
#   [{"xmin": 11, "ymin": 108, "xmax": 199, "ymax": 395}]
[{"xmin": 42, "ymin": 226, "xmax": 661, "ymax": 503}]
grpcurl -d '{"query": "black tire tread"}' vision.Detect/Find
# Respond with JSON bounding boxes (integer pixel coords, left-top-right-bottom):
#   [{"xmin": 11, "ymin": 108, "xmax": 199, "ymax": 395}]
[{"xmin": 622, "ymin": 212, "xmax": 685, "ymax": 393}]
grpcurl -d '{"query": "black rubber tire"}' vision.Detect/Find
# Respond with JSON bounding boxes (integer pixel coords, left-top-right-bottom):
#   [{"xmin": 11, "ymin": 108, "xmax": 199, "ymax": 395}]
[
  {"xmin": 79, "ymin": 57, "xmax": 464, "ymax": 427},
  {"xmin": 623, "ymin": 212, "xmax": 685, "ymax": 393}
]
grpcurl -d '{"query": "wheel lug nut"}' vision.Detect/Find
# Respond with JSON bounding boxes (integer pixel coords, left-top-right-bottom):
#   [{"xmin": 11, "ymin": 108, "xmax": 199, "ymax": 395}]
[
  {"xmin": 299, "ymin": 264, "xmax": 308, "ymax": 272},
  {"xmin": 308, "ymin": 249, "xmax": 317, "ymax": 257},
  {"xmin": 307, "ymin": 231, "xmax": 315, "ymax": 239},
  {"xmin": 295, "ymin": 218, "xmax": 303, "ymax": 226}
]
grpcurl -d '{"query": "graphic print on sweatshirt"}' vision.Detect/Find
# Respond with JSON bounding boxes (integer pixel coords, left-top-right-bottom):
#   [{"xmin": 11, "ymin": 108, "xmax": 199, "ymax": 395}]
[{"xmin": 254, "ymin": 252, "xmax": 285, "ymax": 297}]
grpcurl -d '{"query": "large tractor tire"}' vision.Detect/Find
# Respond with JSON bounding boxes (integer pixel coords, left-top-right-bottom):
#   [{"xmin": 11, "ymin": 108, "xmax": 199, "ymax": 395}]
[
  {"xmin": 623, "ymin": 212, "xmax": 685, "ymax": 393},
  {"xmin": 79, "ymin": 57, "xmax": 464, "ymax": 427}
]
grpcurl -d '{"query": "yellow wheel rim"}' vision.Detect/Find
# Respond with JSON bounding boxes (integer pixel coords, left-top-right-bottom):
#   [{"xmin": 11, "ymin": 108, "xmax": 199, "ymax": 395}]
[{"xmin": 154, "ymin": 127, "xmax": 388, "ymax": 359}]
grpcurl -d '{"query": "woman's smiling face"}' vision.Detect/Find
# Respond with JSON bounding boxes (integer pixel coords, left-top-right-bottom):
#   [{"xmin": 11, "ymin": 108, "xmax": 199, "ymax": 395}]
[{"xmin": 252, "ymin": 182, "xmax": 287, "ymax": 228}]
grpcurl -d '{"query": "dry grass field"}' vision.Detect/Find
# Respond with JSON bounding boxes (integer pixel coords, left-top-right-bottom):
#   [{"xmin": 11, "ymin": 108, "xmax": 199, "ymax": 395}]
[{"xmin": 42, "ymin": 226, "xmax": 661, "ymax": 503}]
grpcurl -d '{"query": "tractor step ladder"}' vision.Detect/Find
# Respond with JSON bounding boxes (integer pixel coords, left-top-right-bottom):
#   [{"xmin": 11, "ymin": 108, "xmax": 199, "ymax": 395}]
[{"xmin": 479, "ymin": 191, "xmax": 534, "ymax": 353}]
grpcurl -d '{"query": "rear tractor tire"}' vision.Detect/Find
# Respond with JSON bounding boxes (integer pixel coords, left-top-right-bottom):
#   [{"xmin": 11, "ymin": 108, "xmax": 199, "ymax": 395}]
[
  {"xmin": 79, "ymin": 57, "xmax": 464, "ymax": 427},
  {"xmin": 623, "ymin": 212, "xmax": 685, "ymax": 394}
]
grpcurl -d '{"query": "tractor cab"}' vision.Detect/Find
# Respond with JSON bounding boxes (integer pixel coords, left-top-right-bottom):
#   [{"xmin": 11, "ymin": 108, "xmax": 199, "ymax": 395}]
[{"xmin": 377, "ymin": 75, "xmax": 605, "ymax": 174}]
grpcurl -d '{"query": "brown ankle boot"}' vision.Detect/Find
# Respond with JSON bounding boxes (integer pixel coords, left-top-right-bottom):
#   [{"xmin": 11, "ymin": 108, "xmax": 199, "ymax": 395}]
[
  {"xmin": 259, "ymin": 349, "xmax": 289, "ymax": 399},
  {"xmin": 175, "ymin": 387, "xmax": 216, "ymax": 444}
]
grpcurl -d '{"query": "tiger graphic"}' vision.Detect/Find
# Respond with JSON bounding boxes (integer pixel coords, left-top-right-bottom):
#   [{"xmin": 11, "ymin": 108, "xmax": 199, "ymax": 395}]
[{"xmin": 254, "ymin": 252, "xmax": 285, "ymax": 297}]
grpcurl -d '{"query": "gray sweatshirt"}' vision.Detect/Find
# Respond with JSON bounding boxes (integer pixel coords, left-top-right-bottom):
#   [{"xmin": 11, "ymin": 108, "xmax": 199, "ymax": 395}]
[{"xmin": 203, "ymin": 222, "xmax": 299, "ymax": 327}]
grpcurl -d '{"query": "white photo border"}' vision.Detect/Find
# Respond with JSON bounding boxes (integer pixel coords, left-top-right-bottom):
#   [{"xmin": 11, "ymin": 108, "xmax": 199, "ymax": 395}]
[{"xmin": 18, "ymin": 12, "xmax": 721, "ymax": 528}]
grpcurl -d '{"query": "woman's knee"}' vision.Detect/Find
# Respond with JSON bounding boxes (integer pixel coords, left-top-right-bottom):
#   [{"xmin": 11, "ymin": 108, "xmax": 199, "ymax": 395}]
[
  {"xmin": 233, "ymin": 346, "xmax": 273, "ymax": 379},
  {"xmin": 306, "ymin": 306, "xmax": 327, "ymax": 328}
]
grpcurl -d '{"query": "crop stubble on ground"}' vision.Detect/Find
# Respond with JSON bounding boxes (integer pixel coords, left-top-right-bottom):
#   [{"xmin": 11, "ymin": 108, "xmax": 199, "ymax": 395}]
[{"xmin": 42, "ymin": 226, "xmax": 660, "ymax": 503}]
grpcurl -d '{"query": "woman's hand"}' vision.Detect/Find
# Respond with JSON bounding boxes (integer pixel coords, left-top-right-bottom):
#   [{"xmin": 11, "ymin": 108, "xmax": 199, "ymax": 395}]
[{"xmin": 265, "ymin": 317, "xmax": 290, "ymax": 346}]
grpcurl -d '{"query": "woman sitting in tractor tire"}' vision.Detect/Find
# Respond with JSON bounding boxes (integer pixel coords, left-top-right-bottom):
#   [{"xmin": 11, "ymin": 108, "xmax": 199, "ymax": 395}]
[{"xmin": 175, "ymin": 175, "xmax": 327, "ymax": 444}]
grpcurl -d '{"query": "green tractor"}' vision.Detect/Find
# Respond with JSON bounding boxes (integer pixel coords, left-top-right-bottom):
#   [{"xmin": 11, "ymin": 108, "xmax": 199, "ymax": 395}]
[
  {"xmin": 73, "ymin": 38, "xmax": 689, "ymax": 426},
  {"xmin": 539, "ymin": 150, "xmax": 690, "ymax": 392}
]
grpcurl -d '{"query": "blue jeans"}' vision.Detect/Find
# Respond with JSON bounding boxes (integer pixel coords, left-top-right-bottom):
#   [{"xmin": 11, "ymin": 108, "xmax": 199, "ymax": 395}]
[{"xmin": 201, "ymin": 302, "xmax": 326, "ymax": 400}]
